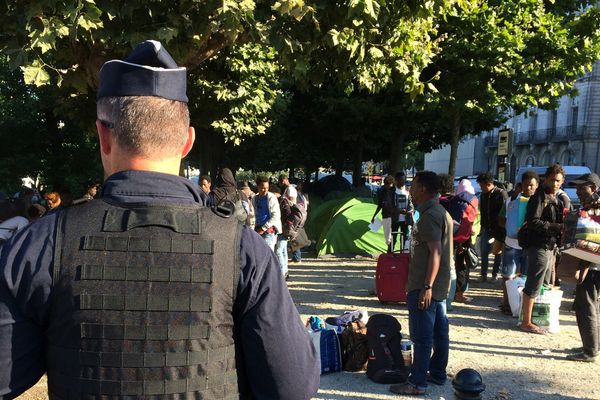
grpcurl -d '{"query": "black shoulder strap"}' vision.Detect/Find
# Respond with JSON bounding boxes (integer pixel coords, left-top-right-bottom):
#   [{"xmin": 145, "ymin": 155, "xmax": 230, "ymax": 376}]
[
  {"xmin": 51, "ymin": 209, "xmax": 67, "ymax": 286},
  {"xmin": 232, "ymin": 220, "xmax": 243, "ymax": 301}
]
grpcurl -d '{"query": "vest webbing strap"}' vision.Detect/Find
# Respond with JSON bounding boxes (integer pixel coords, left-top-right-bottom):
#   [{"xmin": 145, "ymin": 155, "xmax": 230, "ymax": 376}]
[
  {"xmin": 79, "ymin": 263, "xmax": 212, "ymax": 283},
  {"xmin": 48, "ymin": 344, "xmax": 235, "ymax": 369},
  {"xmin": 82, "ymin": 236, "xmax": 214, "ymax": 254},
  {"xmin": 80, "ymin": 323, "xmax": 210, "ymax": 340},
  {"xmin": 78, "ymin": 294, "xmax": 211, "ymax": 312},
  {"xmin": 103, "ymin": 207, "xmax": 201, "ymax": 234},
  {"xmin": 48, "ymin": 370, "xmax": 238, "ymax": 396}
]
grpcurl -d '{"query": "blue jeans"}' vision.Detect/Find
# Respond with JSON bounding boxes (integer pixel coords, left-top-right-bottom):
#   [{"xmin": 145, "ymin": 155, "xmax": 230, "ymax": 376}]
[
  {"xmin": 292, "ymin": 248, "xmax": 301, "ymax": 262},
  {"xmin": 262, "ymin": 232, "xmax": 277, "ymax": 252},
  {"xmin": 446, "ymin": 268, "xmax": 457, "ymax": 311},
  {"xmin": 407, "ymin": 290, "xmax": 449, "ymax": 390},
  {"xmin": 275, "ymin": 234, "xmax": 288, "ymax": 276},
  {"xmin": 502, "ymin": 246, "xmax": 527, "ymax": 278},
  {"xmin": 479, "ymin": 228, "xmax": 501, "ymax": 279}
]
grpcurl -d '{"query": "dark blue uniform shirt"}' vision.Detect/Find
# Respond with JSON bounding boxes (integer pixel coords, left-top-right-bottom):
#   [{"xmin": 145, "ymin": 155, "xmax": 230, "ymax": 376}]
[{"xmin": 0, "ymin": 170, "xmax": 319, "ymax": 399}]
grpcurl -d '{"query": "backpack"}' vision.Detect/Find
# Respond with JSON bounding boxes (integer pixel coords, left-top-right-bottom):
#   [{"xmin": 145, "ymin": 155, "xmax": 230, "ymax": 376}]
[
  {"xmin": 283, "ymin": 203, "xmax": 306, "ymax": 240},
  {"xmin": 296, "ymin": 193, "xmax": 309, "ymax": 219},
  {"xmin": 341, "ymin": 321, "xmax": 369, "ymax": 372},
  {"xmin": 366, "ymin": 314, "xmax": 407, "ymax": 384},
  {"xmin": 214, "ymin": 190, "xmax": 248, "ymax": 223},
  {"xmin": 309, "ymin": 328, "xmax": 343, "ymax": 374},
  {"xmin": 448, "ymin": 192, "xmax": 478, "ymax": 243}
]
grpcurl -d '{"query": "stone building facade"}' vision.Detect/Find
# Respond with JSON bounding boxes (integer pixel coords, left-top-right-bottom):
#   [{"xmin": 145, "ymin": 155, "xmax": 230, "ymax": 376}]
[{"xmin": 483, "ymin": 61, "xmax": 600, "ymax": 180}]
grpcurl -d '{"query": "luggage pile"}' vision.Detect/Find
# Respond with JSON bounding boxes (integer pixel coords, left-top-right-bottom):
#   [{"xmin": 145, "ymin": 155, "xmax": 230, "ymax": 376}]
[{"xmin": 306, "ymin": 310, "xmax": 409, "ymax": 384}]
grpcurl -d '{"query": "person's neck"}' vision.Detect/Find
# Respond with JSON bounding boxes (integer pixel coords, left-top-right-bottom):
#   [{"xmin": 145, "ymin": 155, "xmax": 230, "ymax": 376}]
[{"xmin": 106, "ymin": 157, "xmax": 182, "ymax": 177}]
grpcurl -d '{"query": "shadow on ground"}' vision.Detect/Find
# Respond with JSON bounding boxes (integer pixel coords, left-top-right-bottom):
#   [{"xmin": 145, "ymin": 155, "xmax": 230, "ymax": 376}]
[{"xmin": 289, "ymin": 257, "xmax": 595, "ymax": 400}]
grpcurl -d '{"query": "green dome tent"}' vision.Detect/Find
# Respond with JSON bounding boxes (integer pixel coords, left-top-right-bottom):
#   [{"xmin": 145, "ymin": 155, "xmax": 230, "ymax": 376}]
[{"xmin": 315, "ymin": 198, "xmax": 387, "ymax": 257}]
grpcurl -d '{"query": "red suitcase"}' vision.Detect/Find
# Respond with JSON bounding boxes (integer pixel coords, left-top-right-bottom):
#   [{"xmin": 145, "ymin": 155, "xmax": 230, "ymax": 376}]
[{"xmin": 375, "ymin": 252, "xmax": 409, "ymax": 303}]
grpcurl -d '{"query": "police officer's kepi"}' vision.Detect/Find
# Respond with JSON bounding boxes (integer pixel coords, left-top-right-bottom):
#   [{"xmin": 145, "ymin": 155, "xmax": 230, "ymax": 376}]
[{"xmin": 97, "ymin": 40, "xmax": 188, "ymax": 102}]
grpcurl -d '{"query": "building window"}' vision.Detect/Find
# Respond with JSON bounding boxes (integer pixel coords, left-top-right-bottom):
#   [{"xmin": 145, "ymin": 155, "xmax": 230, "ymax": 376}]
[
  {"xmin": 560, "ymin": 150, "xmax": 575, "ymax": 165},
  {"xmin": 550, "ymin": 110, "xmax": 558, "ymax": 135},
  {"xmin": 525, "ymin": 155, "xmax": 535, "ymax": 166},
  {"xmin": 572, "ymin": 106, "xmax": 578, "ymax": 135},
  {"xmin": 529, "ymin": 110, "xmax": 538, "ymax": 131},
  {"xmin": 541, "ymin": 151, "xmax": 552, "ymax": 166}
]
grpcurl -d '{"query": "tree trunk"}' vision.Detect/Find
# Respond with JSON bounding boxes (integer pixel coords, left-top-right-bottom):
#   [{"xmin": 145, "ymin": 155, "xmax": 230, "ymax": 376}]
[
  {"xmin": 334, "ymin": 148, "xmax": 344, "ymax": 176},
  {"xmin": 448, "ymin": 109, "xmax": 462, "ymax": 178},
  {"xmin": 352, "ymin": 140, "xmax": 364, "ymax": 187},
  {"xmin": 389, "ymin": 131, "xmax": 406, "ymax": 175}
]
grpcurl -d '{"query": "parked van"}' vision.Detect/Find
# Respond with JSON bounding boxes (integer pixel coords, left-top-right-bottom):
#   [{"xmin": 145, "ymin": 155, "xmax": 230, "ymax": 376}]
[{"xmin": 515, "ymin": 165, "xmax": 591, "ymax": 208}]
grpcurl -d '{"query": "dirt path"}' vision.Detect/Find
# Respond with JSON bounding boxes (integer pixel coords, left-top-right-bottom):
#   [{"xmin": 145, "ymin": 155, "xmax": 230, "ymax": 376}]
[
  {"xmin": 16, "ymin": 257, "xmax": 598, "ymax": 400},
  {"xmin": 288, "ymin": 257, "xmax": 598, "ymax": 400}
]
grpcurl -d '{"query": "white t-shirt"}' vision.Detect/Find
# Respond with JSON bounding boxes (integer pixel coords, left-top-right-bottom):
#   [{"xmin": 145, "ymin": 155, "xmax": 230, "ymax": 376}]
[
  {"xmin": 0, "ymin": 216, "xmax": 29, "ymax": 240},
  {"xmin": 284, "ymin": 185, "xmax": 298, "ymax": 204},
  {"xmin": 395, "ymin": 187, "xmax": 409, "ymax": 222}
]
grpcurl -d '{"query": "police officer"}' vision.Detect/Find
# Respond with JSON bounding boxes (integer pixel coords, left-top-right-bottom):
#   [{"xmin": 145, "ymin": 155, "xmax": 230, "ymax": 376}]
[{"xmin": 0, "ymin": 41, "xmax": 319, "ymax": 399}]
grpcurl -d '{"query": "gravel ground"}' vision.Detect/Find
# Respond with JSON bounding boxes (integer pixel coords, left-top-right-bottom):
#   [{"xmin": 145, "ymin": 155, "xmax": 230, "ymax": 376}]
[
  {"xmin": 289, "ymin": 257, "xmax": 598, "ymax": 400},
  {"xmin": 15, "ymin": 256, "xmax": 598, "ymax": 400}
]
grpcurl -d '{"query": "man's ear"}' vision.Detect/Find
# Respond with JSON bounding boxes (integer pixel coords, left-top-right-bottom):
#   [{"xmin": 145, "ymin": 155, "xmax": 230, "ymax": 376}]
[
  {"xmin": 96, "ymin": 120, "xmax": 112, "ymax": 156},
  {"xmin": 181, "ymin": 127, "xmax": 195, "ymax": 159}
]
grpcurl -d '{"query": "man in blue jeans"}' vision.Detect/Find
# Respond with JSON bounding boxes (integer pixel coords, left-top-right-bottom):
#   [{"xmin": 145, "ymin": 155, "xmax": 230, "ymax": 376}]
[
  {"xmin": 390, "ymin": 171, "xmax": 452, "ymax": 396},
  {"xmin": 252, "ymin": 176, "xmax": 281, "ymax": 253},
  {"xmin": 477, "ymin": 172, "xmax": 508, "ymax": 282}
]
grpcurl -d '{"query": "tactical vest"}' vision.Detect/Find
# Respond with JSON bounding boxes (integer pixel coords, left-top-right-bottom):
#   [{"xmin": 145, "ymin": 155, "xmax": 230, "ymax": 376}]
[{"xmin": 46, "ymin": 199, "xmax": 242, "ymax": 400}]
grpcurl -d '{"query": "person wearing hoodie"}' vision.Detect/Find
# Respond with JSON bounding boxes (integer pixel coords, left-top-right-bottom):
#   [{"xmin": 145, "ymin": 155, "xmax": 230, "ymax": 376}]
[
  {"xmin": 448, "ymin": 178, "xmax": 479, "ymax": 303},
  {"xmin": 208, "ymin": 167, "xmax": 251, "ymax": 221}
]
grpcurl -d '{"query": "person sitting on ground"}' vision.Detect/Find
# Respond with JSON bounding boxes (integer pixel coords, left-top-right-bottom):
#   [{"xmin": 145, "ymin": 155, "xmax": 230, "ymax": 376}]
[
  {"xmin": 519, "ymin": 164, "xmax": 568, "ymax": 335},
  {"xmin": 390, "ymin": 171, "xmax": 452, "ymax": 396},
  {"xmin": 497, "ymin": 171, "xmax": 538, "ymax": 315},
  {"xmin": 566, "ymin": 172, "xmax": 600, "ymax": 362}
]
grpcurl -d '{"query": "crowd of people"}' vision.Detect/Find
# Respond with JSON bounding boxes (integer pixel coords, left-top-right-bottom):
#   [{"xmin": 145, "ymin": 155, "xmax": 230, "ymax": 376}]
[
  {"xmin": 366, "ymin": 165, "xmax": 600, "ymax": 394},
  {"xmin": 0, "ymin": 181, "xmax": 102, "ymax": 246},
  {"xmin": 0, "ymin": 38, "xmax": 597, "ymax": 400}
]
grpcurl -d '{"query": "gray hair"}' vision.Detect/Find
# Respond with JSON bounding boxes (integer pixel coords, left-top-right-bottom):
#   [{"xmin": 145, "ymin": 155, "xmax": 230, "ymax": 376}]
[{"xmin": 97, "ymin": 96, "xmax": 190, "ymax": 158}]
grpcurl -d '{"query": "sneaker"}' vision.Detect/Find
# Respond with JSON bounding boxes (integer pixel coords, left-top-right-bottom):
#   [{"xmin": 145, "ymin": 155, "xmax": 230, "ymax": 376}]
[
  {"xmin": 566, "ymin": 352, "xmax": 597, "ymax": 363},
  {"xmin": 491, "ymin": 275, "xmax": 498, "ymax": 282}
]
